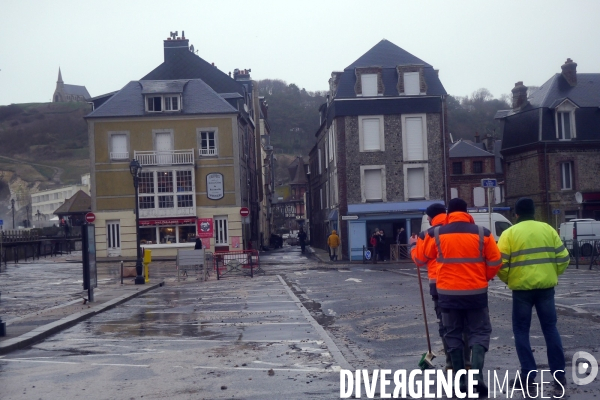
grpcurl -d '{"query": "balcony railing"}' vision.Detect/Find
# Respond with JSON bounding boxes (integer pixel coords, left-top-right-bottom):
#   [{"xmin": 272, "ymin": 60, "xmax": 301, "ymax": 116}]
[
  {"xmin": 110, "ymin": 151, "xmax": 129, "ymax": 160},
  {"xmin": 134, "ymin": 149, "xmax": 194, "ymax": 166},
  {"xmin": 199, "ymin": 148, "xmax": 217, "ymax": 156}
]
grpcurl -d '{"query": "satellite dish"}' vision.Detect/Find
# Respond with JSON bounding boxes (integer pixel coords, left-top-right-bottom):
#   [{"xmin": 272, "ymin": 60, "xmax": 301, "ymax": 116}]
[{"xmin": 575, "ymin": 192, "xmax": 583, "ymax": 204}]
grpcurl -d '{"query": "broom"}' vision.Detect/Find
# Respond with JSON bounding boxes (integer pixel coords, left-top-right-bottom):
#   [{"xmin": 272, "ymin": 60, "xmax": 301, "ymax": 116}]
[{"xmin": 416, "ymin": 263, "xmax": 436, "ymax": 369}]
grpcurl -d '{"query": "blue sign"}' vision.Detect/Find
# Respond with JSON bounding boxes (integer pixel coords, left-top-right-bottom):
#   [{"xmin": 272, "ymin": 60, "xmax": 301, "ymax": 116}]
[
  {"xmin": 481, "ymin": 179, "xmax": 498, "ymax": 188},
  {"xmin": 365, "ymin": 250, "xmax": 372, "ymax": 260},
  {"xmin": 553, "ymin": 209, "xmax": 561, "ymax": 215},
  {"xmin": 0, "ymin": 219, "xmax": 3, "ymax": 226}
]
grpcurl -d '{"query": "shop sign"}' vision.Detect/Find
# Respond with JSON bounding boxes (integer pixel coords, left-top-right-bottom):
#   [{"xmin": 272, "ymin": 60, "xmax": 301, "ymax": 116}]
[
  {"xmin": 207, "ymin": 173, "xmax": 224, "ymax": 200},
  {"xmin": 196, "ymin": 218, "xmax": 214, "ymax": 238}
]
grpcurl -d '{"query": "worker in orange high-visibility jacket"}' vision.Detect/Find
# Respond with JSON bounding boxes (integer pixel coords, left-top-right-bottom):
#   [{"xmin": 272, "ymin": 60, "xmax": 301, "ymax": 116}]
[
  {"xmin": 421, "ymin": 198, "xmax": 502, "ymax": 395},
  {"xmin": 411, "ymin": 203, "xmax": 470, "ymax": 371}
]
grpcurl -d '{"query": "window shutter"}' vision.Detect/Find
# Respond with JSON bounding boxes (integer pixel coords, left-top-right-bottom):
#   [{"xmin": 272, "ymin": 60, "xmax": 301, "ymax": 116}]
[
  {"xmin": 494, "ymin": 187, "xmax": 502, "ymax": 204},
  {"xmin": 473, "ymin": 187, "xmax": 485, "ymax": 207},
  {"xmin": 407, "ymin": 168, "xmax": 425, "ymax": 199},
  {"xmin": 404, "ymin": 72, "xmax": 420, "ymax": 95},
  {"xmin": 361, "ymin": 74, "xmax": 378, "ymax": 96},
  {"xmin": 155, "ymin": 133, "xmax": 172, "ymax": 151},
  {"xmin": 451, "ymin": 188, "xmax": 458, "ymax": 199},
  {"xmin": 111, "ymin": 134, "xmax": 127, "ymax": 153},
  {"xmin": 362, "ymin": 118, "xmax": 380, "ymax": 150},
  {"xmin": 405, "ymin": 117, "xmax": 424, "ymax": 160},
  {"xmin": 364, "ymin": 169, "xmax": 382, "ymax": 200}
]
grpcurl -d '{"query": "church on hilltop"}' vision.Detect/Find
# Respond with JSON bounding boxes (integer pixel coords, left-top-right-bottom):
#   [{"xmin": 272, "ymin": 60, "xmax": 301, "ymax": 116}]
[{"xmin": 52, "ymin": 68, "xmax": 91, "ymax": 103}]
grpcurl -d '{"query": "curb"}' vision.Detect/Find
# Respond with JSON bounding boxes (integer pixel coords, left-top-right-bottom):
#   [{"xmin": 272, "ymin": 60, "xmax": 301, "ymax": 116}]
[{"xmin": 0, "ymin": 281, "xmax": 164, "ymax": 355}]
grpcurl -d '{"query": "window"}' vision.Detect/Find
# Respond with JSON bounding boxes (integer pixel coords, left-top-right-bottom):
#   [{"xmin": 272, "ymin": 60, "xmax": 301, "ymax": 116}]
[
  {"xmin": 402, "ymin": 115, "xmax": 427, "ymax": 161},
  {"xmin": 450, "ymin": 188, "xmax": 458, "ymax": 199},
  {"xmin": 495, "ymin": 221, "xmax": 511, "ymax": 238},
  {"xmin": 139, "ymin": 172, "xmax": 155, "ymax": 194},
  {"xmin": 157, "ymin": 171, "xmax": 173, "ymax": 193},
  {"xmin": 561, "ymin": 162, "xmax": 572, "ymax": 190},
  {"xmin": 158, "ymin": 195, "xmax": 174, "ymax": 208},
  {"xmin": 361, "ymin": 74, "xmax": 378, "ymax": 96},
  {"xmin": 328, "ymin": 126, "xmax": 335, "ymax": 162},
  {"xmin": 177, "ymin": 194, "xmax": 193, "ymax": 208},
  {"xmin": 140, "ymin": 223, "xmax": 196, "ymax": 245},
  {"xmin": 320, "ymin": 188, "xmax": 323, "ymax": 209},
  {"xmin": 558, "ymin": 112, "xmax": 572, "ymax": 140},
  {"xmin": 199, "ymin": 131, "xmax": 217, "ymax": 156},
  {"xmin": 359, "ymin": 116, "xmax": 384, "ymax": 152},
  {"xmin": 146, "ymin": 95, "xmax": 181, "ymax": 112},
  {"xmin": 452, "ymin": 162, "xmax": 463, "ymax": 175},
  {"xmin": 406, "ymin": 168, "xmax": 425, "ymax": 199},
  {"xmin": 324, "ymin": 138, "xmax": 328, "ymax": 170},
  {"xmin": 139, "ymin": 196, "xmax": 155, "ymax": 209},
  {"xmin": 555, "ymin": 101, "xmax": 576, "ymax": 139},
  {"xmin": 473, "ymin": 161, "xmax": 483, "ymax": 174},
  {"xmin": 361, "ymin": 165, "xmax": 386, "ymax": 202},
  {"xmin": 176, "ymin": 171, "xmax": 192, "ymax": 192},
  {"xmin": 110, "ymin": 133, "xmax": 128, "ymax": 160},
  {"xmin": 137, "ymin": 170, "xmax": 195, "ymax": 215},
  {"xmin": 214, "ymin": 216, "xmax": 228, "ymax": 245},
  {"xmin": 318, "ymin": 148, "xmax": 322, "ymax": 174},
  {"xmin": 404, "ymin": 72, "xmax": 420, "ymax": 95}
]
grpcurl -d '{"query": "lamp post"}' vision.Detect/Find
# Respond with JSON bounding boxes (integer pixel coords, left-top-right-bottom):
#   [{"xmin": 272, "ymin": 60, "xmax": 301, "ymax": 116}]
[
  {"xmin": 36, "ymin": 210, "xmax": 41, "ymax": 221},
  {"xmin": 129, "ymin": 159, "xmax": 145, "ymax": 285},
  {"xmin": 11, "ymin": 199, "xmax": 15, "ymax": 229}
]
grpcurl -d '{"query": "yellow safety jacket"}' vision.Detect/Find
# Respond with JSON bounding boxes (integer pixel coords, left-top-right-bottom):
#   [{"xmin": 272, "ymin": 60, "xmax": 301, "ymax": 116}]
[{"xmin": 497, "ymin": 219, "xmax": 570, "ymax": 290}]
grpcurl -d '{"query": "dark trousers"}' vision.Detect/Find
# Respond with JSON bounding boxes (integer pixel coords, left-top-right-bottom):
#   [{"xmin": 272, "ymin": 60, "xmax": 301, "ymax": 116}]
[
  {"xmin": 434, "ymin": 295, "xmax": 470, "ymax": 365},
  {"xmin": 441, "ymin": 307, "xmax": 492, "ymax": 352},
  {"xmin": 512, "ymin": 288, "xmax": 566, "ymax": 379}
]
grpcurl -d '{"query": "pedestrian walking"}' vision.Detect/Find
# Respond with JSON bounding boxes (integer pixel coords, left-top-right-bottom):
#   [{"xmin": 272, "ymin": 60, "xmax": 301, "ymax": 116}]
[
  {"xmin": 327, "ymin": 230, "xmax": 341, "ymax": 261},
  {"xmin": 497, "ymin": 198, "xmax": 570, "ymax": 391},
  {"xmin": 298, "ymin": 229, "xmax": 307, "ymax": 254},
  {"xmin": 421, "ymin": 198, "xmax": 502, "ymax": 395},
  {"xmin": 194, "ymin": 237, "xmax": 203, "ymax": 250},
  {"xmin": 378, "ymin": 229, "xmax": 386, "ymax": 261},
  {"xmin": 370, "ymin": 232, "xmax": 378, "ymax": 263}
]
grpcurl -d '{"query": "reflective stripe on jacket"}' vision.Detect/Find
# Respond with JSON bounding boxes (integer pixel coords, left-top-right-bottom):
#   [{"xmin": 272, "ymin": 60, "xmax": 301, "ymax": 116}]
[
  {"xmin": 411, "ymin": 213, "xmax": 446, "ymax": 295},
  {"xmin": 422, "ymin": 212, "xmax": 502, "ymax": 309},
  {"xmin": 497, "ymin": 220, "xmax": 569, "ymax": 290}
]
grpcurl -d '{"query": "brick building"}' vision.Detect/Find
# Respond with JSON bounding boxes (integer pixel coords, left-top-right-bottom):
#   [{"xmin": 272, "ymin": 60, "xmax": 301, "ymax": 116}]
[
  {"xmin": 308, "ymin": 40, "xmax": 449, "ymax": 260},
  {"xmin": 495, "ymin": 59, "xmax": 600, "ymax": 225}
]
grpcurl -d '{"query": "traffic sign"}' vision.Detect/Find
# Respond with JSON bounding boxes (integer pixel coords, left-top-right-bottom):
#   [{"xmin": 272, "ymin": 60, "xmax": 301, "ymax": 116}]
[
  {"xmin": 553, "ymin": 209, "xmax": 561, "ymax": 215},
  {"xmin": 341, "ymin": 215, "xmax": 359, "ymax": 220},
  {"xmin": 0, "ymin": 219, "xmax": 3, "ymax": 226},
  {"xmin": 240, "ymin": 207, "xmax": 250, "ymax": 217},
  {"xmin": 481, "ymin": 179, "xmax": 498, "ymax": 188},
  {"xmin": 85, "ymin": 212, "xmax": 96, "ymax": 223}
]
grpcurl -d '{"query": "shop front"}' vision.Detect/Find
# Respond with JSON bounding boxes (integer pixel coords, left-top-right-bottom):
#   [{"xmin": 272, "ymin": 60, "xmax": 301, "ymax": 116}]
[{"xmin": 346, "ymin": 200, "xmax": 444, "ymax": 261}]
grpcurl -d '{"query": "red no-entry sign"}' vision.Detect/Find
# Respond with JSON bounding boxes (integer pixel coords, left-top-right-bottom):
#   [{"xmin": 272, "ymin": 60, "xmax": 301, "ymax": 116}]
[
  {"xmin": 85, "ymin": 212, "xmax": 96, "ymax": 223},
  {"xmin": 240, "ymin": 207, "xmax": 250, "ymax": 217}
]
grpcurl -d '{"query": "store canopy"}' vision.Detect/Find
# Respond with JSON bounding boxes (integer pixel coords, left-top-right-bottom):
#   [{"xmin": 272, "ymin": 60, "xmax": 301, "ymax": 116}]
[{"xmin": 347, "ymin": 200, "xmax": 445, "ymax": 215}]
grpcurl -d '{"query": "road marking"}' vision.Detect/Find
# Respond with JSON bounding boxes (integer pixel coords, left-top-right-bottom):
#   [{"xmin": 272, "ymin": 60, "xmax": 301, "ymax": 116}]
[
  {"xmin": 193, "ymin": 365, "xmax": 330, "ymax": 373},
  {"xmin": 345, "ymin": 278, "xmax": 362, "ymax": 283},
  {"xmin": 62, "ymin": 338, "xmax": 325, "ymax": 344}
]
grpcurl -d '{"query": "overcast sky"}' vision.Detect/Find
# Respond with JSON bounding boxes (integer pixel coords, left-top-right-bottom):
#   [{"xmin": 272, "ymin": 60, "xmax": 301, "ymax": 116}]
[{"xmin": 1, "ymin": 0, "xmax": 599, "ymax": 106}]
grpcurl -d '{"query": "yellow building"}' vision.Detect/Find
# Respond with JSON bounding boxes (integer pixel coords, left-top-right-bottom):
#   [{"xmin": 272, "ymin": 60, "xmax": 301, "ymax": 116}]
[{"xmin": 86, "ymin": 79, "xmax": 256, "ymax": 257}]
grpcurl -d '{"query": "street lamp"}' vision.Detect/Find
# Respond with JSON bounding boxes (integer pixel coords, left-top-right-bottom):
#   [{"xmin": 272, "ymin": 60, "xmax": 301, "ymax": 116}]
[
  {"xmin": 11, "ymin": 199, "xmax": 15, "ymax": 229},
  {"xmin": 129, "ymin": 159, "xmax": 145, "ymax": 285},
  {"xmin": 36, "ymin": 210, "xmax": 41, "ymax": 221}
]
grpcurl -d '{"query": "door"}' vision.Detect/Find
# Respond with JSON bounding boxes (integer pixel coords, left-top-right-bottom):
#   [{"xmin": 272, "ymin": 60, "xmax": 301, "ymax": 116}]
[
  {"xmin": 349, "ymin": 221, "xmax": 367, "ymax": 261},
  {"xmin": 155, "ymin": 132, "xmax": 173, "ymax": 165},
  {"xmin": 106, "ymin": 220, "xmax": 121, "ymax": 257}
]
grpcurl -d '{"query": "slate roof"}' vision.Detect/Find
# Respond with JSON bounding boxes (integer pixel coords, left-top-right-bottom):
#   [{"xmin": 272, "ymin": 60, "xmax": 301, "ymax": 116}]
[
  {"xmin": 287, "ymin": 157, "xmax": 308, "ymax": 185},
  {"xmin": 449, "ymin": 140, "xmax": 494, "ymax": 158},
  {"xmin": 495, "ymin": 73, "xmax": 600, "ymax": 118},
  {"xmin": 63, "ymin": 84, "xmax": 91, "ymax": 99},
  {"xmin": 141, "ymin": 40, "xmax": 244, "ymax": 96},
  {"xmin": 86, "ymin": 79, "xmax": 237, "ymax": 118},
  {"xmin": 54, "ymin": 190, "xmax": 91, "ymax": 215},
  {"xmin": 334, "ymin": 39, "xmax": 446, "ymax": 98}
]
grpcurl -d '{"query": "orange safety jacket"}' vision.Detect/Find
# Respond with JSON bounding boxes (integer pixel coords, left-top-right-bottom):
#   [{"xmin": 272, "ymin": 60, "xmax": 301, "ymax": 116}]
[
  {"xmin": 411, "ymin": 213, "xmax": 446, "ymax": 296},
  {"xmin": 422, "ymin": 212, "xmax": 502, "ymax": 309}
]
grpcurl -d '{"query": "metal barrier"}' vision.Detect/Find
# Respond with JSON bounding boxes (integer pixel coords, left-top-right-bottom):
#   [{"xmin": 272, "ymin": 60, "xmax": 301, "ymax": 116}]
[
  {"xmin": 215, "ymin": 250, "xmax": 262, "ymax": 280},
  {"xmin": 362, "ymin": 245, "xmax": 377, "ymax": 263},
  {"xmin": 563, "ymin": 239, "xmax": 600, "ymax": 270}
]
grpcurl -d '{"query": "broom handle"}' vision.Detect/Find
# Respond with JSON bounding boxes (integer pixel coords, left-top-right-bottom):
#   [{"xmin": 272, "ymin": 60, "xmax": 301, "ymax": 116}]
[{"xmin": 416, "ymin": 264, "xmax": 432, "ymax": 353}]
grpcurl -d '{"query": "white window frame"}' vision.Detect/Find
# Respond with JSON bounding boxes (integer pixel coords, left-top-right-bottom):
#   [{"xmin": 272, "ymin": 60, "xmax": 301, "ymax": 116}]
[
  {"xmin": 328, "ymin": 126, "xmax": 335, "ymax": 162},
  {"xmin": 360, "ymin": 73, "xmax": 378, "ymax": 97},
  {"xmin": 358, "ymin": 115, "xmax": 385, "ymax": 152},
  {"xmin": 318, "ymin": 148, "xmax": 322, "ymax": 175},
  {"xmin": 360, "ymin": 165, "xmax": 386, "ymax": 203},
  {"xmin": 555, "ymin": 101, "xmax": 577, "ymax": 140},
  {"xmin": 324, "ymin": 138, "xmax": 328, "ymax": 170},
  {"xmin": 325, "ymin": 181, "xmax": 329, "ymax": 209},
  {"xmin": 137, "ymin": 167, "xmax": 196, "ymax": 217},
  {"xmin": 108, "ymin": 131, "xmax": 129, "ymax": 161},
  {"xmin": 214, "ymin": 216, "xmax": 229, "ymax": 245},
  {"xmin": 197, "ymin": 128, "xmax": 219, "ymax": 157},
  {"xmin": 320, "ymin": 188, "xmax": 323, "ymax": 210},
  {"xmin": 403, "ymin": 72, "xmax": 421, "ymax": 95},
  {"xmin": 146, "ymin": 94, "xmax": 182, "ymax": 113},
  {"xmin": 401, "ymin": 114, "xmax": 428, "ymax": 161},
  {"xmin": 560, "ymin": 162, "xmax": 573, "ymax": 190},
  {"xmin": 403, "ymin": 163, "xmax": 429, "ymax": 200}
]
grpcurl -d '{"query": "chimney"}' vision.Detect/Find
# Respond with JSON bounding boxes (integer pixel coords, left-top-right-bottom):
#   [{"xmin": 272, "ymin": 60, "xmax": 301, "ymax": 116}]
[
  {"xmin": 234, "ymin": 68, "xmax": 251, "ymax": 81},
  {"xmin": 474, "ymin": 132, "xmax": 480, "ymax": 143},
  {"xmin": 511, "ymin": 81, "xmax": 528, "ymax": 110},
  {"xmin": 484, "ymin": 134, "xmax": 494, "ymax": 152},
  {"xmin": 561, "ymin": 58, "xmax": 578, "ymax": 86},
  {"xmin": 163, "ymin": 31, "xmax": 189, "ymax": 62}
]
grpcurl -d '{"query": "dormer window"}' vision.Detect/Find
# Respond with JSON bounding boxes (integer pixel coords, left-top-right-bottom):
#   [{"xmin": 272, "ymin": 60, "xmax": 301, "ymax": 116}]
[
  {"xmin": 146, "ymin": 95, "xmax": 182, "ymax": 112},
  {"xmin": 361, "ymin": 74, "xmax": 378, "ymax": 96},
  {"xmin": 554, "ymin": 100, "xmax": 577, "ymax": 140}
]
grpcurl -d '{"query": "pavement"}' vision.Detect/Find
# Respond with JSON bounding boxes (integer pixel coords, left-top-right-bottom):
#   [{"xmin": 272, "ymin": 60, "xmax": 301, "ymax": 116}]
[{"xmin": 0, "ymin": 252, "xmax": 164, "ymax": 355}]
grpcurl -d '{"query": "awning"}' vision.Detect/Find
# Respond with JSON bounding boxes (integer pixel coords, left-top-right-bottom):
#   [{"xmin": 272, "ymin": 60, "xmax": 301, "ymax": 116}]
[
  {"xmin": 140, "ymin": 217, "xmax": 196, "ymax": 226},
  {"xmin": 347, "ymin": 200, "xmax": 445, "ymax": 215},
  {"xmin": 328, "ymin": 209, "xmax": 338, "ymax": 221}
]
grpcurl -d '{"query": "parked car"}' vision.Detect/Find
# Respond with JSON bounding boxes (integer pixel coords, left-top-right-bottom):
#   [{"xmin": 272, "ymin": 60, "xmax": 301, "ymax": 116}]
[{"xmin": 559, "ymin": 219, "xmax": 600, "ymax": 256}]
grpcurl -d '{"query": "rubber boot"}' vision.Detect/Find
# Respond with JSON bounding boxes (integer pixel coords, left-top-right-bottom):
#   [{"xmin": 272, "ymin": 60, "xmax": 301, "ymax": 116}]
[
  {"xmin": 449, "ymin": 349, "xmax": 467, "ymax": 396},
  {"xmin": 470, "ymin": 345, "xmax": 488, "ymax": 396},
  {"xmin": 443, "ymin": 340, "xmax": 453, "ymax": 371}
]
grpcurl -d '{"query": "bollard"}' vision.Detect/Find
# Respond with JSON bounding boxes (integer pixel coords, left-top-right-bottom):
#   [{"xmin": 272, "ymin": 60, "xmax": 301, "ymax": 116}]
[
  {"xmin": 121, "ymin": 260, "xmax": 124, "ymax": 285},
  {"xmin": 143, "ymin": 249, "xmax": 152, "ymax": 283}
]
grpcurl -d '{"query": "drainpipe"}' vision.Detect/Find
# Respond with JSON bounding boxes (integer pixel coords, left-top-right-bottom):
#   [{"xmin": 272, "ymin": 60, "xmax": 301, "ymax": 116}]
[
  {"xmin": 441, "ymin": 96, "xmax": 448, "ymax": 205},
  {"xmin": 544, "ymin": 141, "xmax": 550, "ymax": 223}
]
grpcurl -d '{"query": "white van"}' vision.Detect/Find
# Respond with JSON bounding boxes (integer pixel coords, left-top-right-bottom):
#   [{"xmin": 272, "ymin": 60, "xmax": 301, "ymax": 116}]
[
  {"xmin": 420, "ymin": 212, "xmax": 512, "ymax": 241},
  {"xmin": 559, "ymin": 219, "xmax": 600, "ymax": 256}
]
